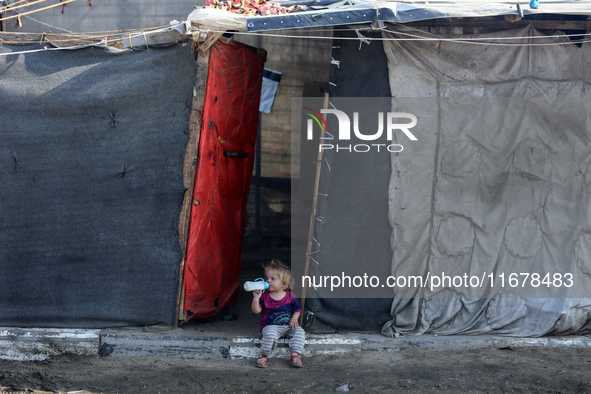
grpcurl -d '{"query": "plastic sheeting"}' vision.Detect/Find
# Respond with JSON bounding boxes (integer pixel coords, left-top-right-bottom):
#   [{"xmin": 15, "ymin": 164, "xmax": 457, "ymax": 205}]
[
  {"xmin": 182, "ymin": 39, "xmax": 264, "ymax": 320},
  {"xmin": 244, "ymin": 1, "xmax": 591, "ymax": 32},
  {"xmin": 382, "ymin": 25, "xmax": 591, "ymax": 336},
  {"xmin": 259, "ymin": 68, "xmax": 281, "ymax": 114},
  {"xmin": 0, "ymin": 44, "xmax": 195, "ymax": 328},
  {"xmin": 187, "ymin": 8, "xmax": 248, "ymax": 30}
]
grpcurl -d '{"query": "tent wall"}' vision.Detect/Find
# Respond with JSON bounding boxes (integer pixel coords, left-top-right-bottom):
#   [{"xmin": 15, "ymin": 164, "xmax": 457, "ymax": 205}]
[
  {"xmin": 382, "ymin": 25, "xmax": 591, "ymax": 336},
  {"xmin": 302, "ymin": 25, "xmax": 591, "ymax": 336},
  {"xmin": 5, "ymin": 4, "xmax": 334, "ymax": 249},
  {"xmin": 303, "ymin": 28, "xmax": 393, "ymax": 332},
  {"xmin": 0, "ymin": 44, "xmax": 195, "ymax": 327},
  {"xmin": 182, "ymin": 39, "xmax": 265, "ymax": 320}
]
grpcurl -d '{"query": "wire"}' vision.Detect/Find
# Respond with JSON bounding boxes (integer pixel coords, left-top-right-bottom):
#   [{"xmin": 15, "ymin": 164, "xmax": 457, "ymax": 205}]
[
  {"xmin": 22, "ymin": 13, "xmax": 75, "ymax": 33},
  {"xmin": 1, "ymin": 12, "xmax": 589, "ymax": 49},
  {"xmin": 0, "ymin": 40, "xmax": 105, "ymax": 57},
  {"xmin": 381, "ymin": 24, "xmax": 591, "ymax": 40},
  {"xmin": 382, "ymin": 26, "xmax": 591, "ymax": 41},
  {"xmin": 56, "ymin": 24, "xmax": 171, "ymax": 36},
  {"xmin": 219, "ymin": 25, "xmax": 591, "ymax": 38},
  {"xmin": 193, "ymin": 28, "xmax": 591, "ymax": 47},
  {"xmin": 382, "ymin": 28, "xmax": 591, "ymax": 46}
]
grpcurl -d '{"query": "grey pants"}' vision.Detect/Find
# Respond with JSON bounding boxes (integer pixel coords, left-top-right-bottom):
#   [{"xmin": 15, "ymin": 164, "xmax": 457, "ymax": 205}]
[{"xmin": 260, "ymin": 325, "xmax": 305, "ymax": 356}]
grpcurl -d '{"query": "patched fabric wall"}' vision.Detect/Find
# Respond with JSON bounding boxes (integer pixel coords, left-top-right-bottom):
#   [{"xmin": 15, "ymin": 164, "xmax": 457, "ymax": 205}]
[
  {"xmin": 383, "ymin": 25, "xmax": 591, "ymax": 336},
  {"xmin": 0, "ymin": 44, "xmax": 194, "ymax": 327}
]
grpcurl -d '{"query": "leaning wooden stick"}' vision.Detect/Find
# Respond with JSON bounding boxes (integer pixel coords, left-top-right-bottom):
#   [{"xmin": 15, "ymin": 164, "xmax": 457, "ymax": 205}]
[{"xmin": 299, "ymin": 91, "xmax": 329, "ymax": 325}]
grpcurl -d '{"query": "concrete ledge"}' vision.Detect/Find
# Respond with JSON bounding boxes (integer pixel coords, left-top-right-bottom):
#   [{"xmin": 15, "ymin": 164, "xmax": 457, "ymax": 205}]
[
  {"xmin": 0, "ymin": 328, "xmax": 100, "ymax": 361},
  {"xmin": 0, "ymin": 328, "xmax": 589, "ymax": 361},
  {"xmin": 100, "ymin": 329, "xmax": 230, "ymax": 359},
  {"xmin": 229, "ymin": 334, "xmax": 368, "ymax": 359},
  {"xmin": 378, "ymin": 335, "xmax": 591, "ymax": 352},
  {"xmin": 230, "ymin": 334, "xmax": 591, "ymax": 359}
]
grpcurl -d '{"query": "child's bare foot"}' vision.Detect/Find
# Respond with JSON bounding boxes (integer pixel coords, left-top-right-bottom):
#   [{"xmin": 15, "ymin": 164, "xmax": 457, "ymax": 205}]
[{"xmin": 256, "ymin": 355, "xmax": 268, "ymax": 368}]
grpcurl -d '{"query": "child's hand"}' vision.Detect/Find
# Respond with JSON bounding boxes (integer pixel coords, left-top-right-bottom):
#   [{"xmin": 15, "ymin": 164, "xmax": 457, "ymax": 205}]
[
  {"xmin": 289, "ymin": 316, "xmax": 299, "ymax": 329},
  {"xmin": 251, "ymin": 291, "xmax": 262, "ymax": 314}
]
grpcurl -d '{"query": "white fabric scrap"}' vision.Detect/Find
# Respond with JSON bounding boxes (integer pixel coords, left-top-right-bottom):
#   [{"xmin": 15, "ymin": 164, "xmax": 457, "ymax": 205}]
[
  {"xmin": 355, "ymin": 29, "xmax": 371, "ymax": 50},
  {"xmin": 187, "ymin": 8, "xmax": 248, "ymax": 30}
]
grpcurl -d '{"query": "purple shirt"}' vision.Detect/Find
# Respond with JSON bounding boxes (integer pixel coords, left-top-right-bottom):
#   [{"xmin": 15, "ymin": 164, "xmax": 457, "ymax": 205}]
[{"xmin": 259, "ymin": 291, "xmax": 302, "ymax": 329}]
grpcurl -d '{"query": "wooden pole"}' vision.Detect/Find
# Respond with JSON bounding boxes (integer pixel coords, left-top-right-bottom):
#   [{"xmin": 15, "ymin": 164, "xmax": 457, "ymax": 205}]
[
  {"xmin": 255, "ymin": 114, "xmax": 262, "ymax": 240},
  {"xmin": 299, "ymin": 91, "xmax": 329, "ymax": 325},
  {"xmin": 176, "ymin": 46, "xmax": 210, "ymax": 323}
]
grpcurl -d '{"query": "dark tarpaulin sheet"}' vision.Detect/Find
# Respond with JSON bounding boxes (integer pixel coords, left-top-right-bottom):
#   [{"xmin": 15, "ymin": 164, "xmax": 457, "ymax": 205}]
[
  {"xmin": 243, "ymin": 2, "xmax": 591, "ymax": 32},
  {"xmin": 0, "ymin": 44, "xmax": 195, "ymax": 328},
  {"xmin": 304, "ymin": 28, "xmax": 393, "ymax": 332},
  {"xmin": 183, "ymin": 40, "xmax": 264, "ymax": 320}
]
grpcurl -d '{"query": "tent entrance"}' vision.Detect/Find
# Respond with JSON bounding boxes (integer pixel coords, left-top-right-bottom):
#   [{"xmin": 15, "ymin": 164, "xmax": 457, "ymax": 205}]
[{"xmin": 178, "ymin": 38, "xmax": 266, "ymax": 324}]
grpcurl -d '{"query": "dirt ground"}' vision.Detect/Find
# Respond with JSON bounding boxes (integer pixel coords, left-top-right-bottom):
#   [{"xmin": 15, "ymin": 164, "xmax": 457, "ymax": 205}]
[
  {"xmin": 1, "ymin": 346, "xmax": 590, "ymax": 393},
  {"xmin": 3, "ymin": 250, "xmax": 589, "ymax": 393}
]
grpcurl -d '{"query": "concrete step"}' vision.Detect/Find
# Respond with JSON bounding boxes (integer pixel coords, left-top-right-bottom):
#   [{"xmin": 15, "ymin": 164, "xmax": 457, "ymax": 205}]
[
  {"xmin": 1, "ymin": 327, "xmax": 590, "ymax": 361},
  {"xmin": 229, "ymin": 334, "xmax": 373, "ymax": 359},
  {"xmin": 0, "ymin": 328, "xmax": 100, "ymax": 361},
  {"xmin": 99, "ymin": 329, "xmax": 230, "ymax": 359}
]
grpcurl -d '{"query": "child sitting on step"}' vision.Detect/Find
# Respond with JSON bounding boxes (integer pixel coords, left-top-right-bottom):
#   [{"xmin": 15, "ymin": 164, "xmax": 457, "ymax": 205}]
[{"xmin": 251, "ymin": 259, "xmax": 305, "ymax": 368}]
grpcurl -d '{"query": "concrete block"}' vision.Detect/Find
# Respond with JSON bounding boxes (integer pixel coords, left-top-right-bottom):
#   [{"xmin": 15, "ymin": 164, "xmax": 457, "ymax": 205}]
[
  {"xmin": 370, "ymin": 335, "xmax": 591, "ymax": 352},
  {"xmin": 229, "ymin": 334, "xmax": 365, "ymax": 359},
  {"xmin": 0, "ymin": 328, "xmax": 100, "ymax": 361},
  {"xmin": 360, "ymin": 334, "xmax": 400, "ymax": 352},
  {"xmin": 100, "ymin": 329, "xmax": 230, "ymax": 359}
]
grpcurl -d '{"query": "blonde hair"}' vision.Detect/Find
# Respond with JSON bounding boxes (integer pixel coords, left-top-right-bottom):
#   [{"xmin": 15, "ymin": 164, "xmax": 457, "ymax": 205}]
[{"xmin": 264, "ymin": 258, "xmax": 294, "ymax": 291}]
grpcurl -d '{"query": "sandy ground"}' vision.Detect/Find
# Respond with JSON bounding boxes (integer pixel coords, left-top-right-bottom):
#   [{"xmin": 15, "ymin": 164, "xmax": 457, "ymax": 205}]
[{"xmin": 1, "ymin": 346, "xmax": 591, "ymax": 393}]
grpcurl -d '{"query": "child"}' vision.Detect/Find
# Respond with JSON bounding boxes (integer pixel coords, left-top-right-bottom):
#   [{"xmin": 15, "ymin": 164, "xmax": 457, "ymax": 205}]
[{"xmin": 251, "ymin": 259, "xmax": 305, "ymax": 368}]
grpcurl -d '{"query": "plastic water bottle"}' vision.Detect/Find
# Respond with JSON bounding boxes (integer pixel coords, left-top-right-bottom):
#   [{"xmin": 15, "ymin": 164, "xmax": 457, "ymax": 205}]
[{"xmin": 244, "ymin": 278, "xmax": 269, "ymax": 292}]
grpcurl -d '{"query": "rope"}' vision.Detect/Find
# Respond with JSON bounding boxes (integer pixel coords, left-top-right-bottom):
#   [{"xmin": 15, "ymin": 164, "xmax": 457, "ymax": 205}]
[
  {"xmin": 21, "ymin": 13, "xmax": 76, "ymax": 33},
  {"xmin": 1, "ymin": 17, "xmax": 589, "ymax": 48},
  {"xmin": 143, "ymin": 30, "xmax": 149, "ymax": 49},
  {"xmin": 187, "ymin": 27, "xmax": 591, "ymax": 47},
  {"xmin": 0, "ymin": 40, "xmax": 105, "ymax": 57}
]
